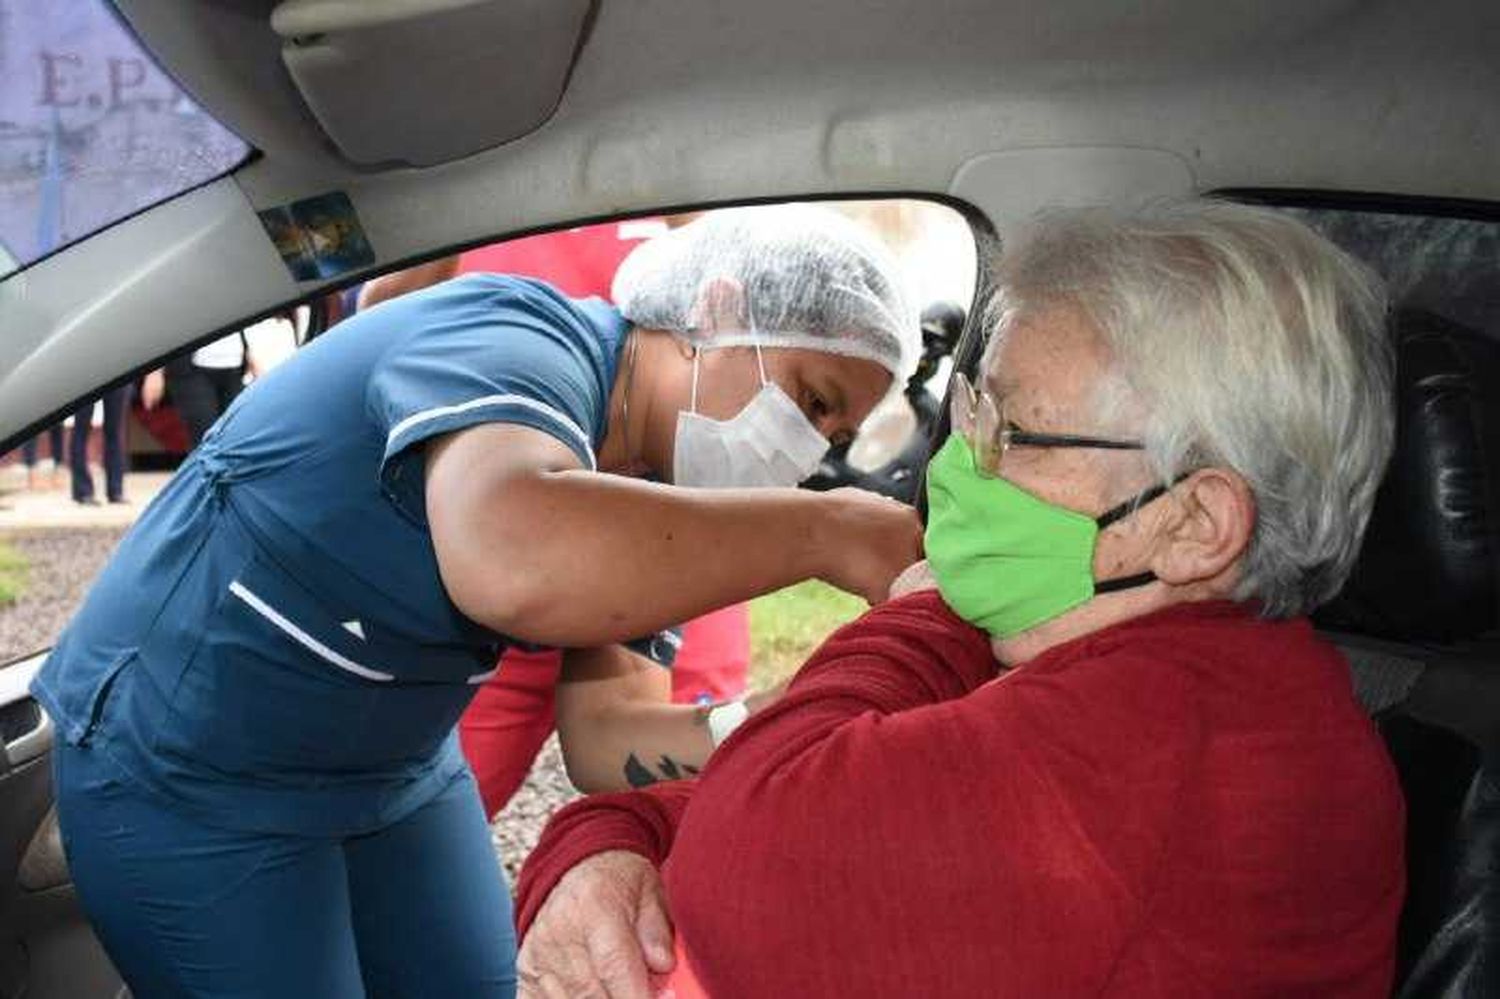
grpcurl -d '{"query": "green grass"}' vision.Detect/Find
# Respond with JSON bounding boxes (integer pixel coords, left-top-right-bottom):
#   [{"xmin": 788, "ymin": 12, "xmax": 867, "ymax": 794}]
[
  {"xmin": 0, "ymin": 541, "xmax": 27, "ymax": 607},
  {"xmin": 748, "ymin": 580, "xmax": 867, "ymax": 689}
]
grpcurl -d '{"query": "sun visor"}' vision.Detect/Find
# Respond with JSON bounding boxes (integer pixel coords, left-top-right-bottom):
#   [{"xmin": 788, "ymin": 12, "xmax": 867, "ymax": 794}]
[{"xmin": 270, "ymin": 0, "xmax": 592, "ymax": 167}]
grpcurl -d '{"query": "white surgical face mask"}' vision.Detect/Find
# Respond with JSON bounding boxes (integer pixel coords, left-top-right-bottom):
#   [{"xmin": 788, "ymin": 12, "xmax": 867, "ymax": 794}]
[{"xmin": 672, "ymin": 343, "xmax": 831, "ymax": 489}]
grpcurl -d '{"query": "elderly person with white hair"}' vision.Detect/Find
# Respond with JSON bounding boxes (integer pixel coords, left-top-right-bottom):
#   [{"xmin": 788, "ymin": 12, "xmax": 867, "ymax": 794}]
[{"xmin": 513, "ymin": 199, "xmax": 1405, "ymax": 999}]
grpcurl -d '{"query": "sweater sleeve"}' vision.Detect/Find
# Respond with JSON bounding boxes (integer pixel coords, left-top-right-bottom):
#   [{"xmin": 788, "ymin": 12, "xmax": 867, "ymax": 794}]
[
  {"xmin": 796, "ymin": 589, "xmax": 997, "ymax": 697},
  {"xmin": 514, "ymin": 779, "xmax": 695, "ymax": 936},
  {"xmin": 600, "ymin": 600, "xmax": 1397, "ymax": 999},
  {"xmin": 709, "ymin": 588, "xmax": 998, "ymax": 768},
  {"xmin": 513, "ymin": 590, "xmax": 990, "ymax": 938},
  {"xmin": 660, "ymin": 600, "xmax": 1201, "ymax": 997}
]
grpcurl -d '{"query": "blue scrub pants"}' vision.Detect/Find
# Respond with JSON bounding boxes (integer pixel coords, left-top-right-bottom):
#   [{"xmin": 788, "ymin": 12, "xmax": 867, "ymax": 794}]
[{"xmin": 55, "ymin": 742, "xmax": 517, "ymax": 998}]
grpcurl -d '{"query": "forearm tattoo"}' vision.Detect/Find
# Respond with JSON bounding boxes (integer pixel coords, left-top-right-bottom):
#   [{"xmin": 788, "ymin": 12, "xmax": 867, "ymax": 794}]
[
  {"xmin": 620, "ymin": 704, "xmax": 714, "ymax": 787},
  {"xmin": 624, "ymin": 752, "xmax": 701, "ymax": 788}
]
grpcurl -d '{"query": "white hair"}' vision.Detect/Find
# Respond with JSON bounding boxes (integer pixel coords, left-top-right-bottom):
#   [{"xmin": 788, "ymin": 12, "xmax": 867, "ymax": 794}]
[{"xmin": 984, "ymin": 199, "xmax": 1394, "ymax": 617}]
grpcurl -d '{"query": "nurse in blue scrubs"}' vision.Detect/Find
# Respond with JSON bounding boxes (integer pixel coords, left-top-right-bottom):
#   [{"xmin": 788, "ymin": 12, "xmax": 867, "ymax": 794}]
[{"xmin": 33, "ymin": 206, "xmax": 922, "ymax": 997}]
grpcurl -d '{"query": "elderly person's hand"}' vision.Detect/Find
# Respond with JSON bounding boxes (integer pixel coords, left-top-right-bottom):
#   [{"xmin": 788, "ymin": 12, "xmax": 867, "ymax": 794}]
[{"xmin": 518, "ymin": 850, "xmax": 675, "ymax": 999}]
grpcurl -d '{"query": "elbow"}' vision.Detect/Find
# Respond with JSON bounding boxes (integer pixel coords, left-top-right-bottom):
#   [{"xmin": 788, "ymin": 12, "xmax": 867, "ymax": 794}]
[
  {"xmin": 428, "ymin": 467, "xmax": 568, "ymax": 642},
  {"xmin": 443, "ymin": 564, "xmax": 554, "ymax": 642}
]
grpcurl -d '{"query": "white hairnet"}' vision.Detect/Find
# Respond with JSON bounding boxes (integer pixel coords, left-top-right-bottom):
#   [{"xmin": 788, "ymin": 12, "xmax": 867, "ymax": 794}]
[{"xmin": 611, "ymin": 205, "xmax": 917, "ymax": 378}]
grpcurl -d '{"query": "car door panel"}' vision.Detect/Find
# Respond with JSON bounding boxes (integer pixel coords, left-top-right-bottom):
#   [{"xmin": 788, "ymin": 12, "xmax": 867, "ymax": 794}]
[{"xmin": 0, "ymin": 652, "xmax": 125, "ymax": 999}]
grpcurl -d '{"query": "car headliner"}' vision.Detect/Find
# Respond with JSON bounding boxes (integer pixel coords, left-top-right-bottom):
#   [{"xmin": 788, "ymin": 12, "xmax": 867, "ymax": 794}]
[{"xmin": 2, "ymin": 0, "xmax": 1498, "ymax": 445}]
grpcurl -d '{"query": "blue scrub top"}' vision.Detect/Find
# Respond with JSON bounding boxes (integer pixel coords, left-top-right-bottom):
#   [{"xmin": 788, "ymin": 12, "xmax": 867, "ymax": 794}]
[{"xmin": 33, "ymin": 274, "xmax": 629, "ymax": 836}]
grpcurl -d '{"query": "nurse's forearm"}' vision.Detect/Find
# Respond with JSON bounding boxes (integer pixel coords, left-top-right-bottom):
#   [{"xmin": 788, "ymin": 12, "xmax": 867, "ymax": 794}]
[
  {"xmin": 555, "ymin": 645, "xmax": 788, "ymax": 794},
  {"xmin": 560, "ymin": 690, "xmax": 786, "ymax": 794},
  {"xmin": 426, "ymin": 423, "xmax": 921, "ymax": 645},
  {"xmin": 558, "ymin": 699, "xmax": 710, "ymax": 794},
  {"xmin": 443, "ymin": 473, "xmax": 829, "ymax": 645},
  {"xmin": 554, "ymin": 645, "xmax": 695, "ymax": 793},
  {"xmin": 565, "ymin": 473, "xmax": 825, "ymax": 634}
]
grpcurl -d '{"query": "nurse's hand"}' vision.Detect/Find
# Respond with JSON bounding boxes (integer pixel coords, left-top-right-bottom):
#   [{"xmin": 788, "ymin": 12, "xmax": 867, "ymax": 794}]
[
  {"xmin": 819, "ymin": 488, "xmax": 925, "ymax": 604},
  {"xmin": 518, "ymin": 850, "xmax": 674, "ymax": 999}
]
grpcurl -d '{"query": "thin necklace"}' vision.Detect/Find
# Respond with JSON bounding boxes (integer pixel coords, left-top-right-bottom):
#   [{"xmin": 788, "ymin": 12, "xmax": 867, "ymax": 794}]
[{"xmin": 620, "ymin": 330, "xmax": 640, "ymax": 472}]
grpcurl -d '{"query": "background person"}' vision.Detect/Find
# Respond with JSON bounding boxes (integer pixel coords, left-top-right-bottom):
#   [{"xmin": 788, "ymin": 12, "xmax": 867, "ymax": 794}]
[
  {"xmin": 17, "ymin": 423, "xmax": 65, "ymax": 491},
  {"xmin": 514, "ymin": 199, "xmax": 1405, "ymax": 999},
  {"xmin": 164, "ymin": 331, "xmax": 252, "ymax": 448},
  {"xmin": 67, "ymin": 384, "xmax": 131, "ymax": 505}
]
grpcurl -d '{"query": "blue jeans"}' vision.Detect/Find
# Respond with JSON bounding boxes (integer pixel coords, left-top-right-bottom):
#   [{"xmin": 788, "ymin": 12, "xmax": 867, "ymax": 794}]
[
  {"xmin": 55, "ymin": 742, "xmax": 517, "ymax": 998},
  {"xmin": 20, "ymin": 424, "xmax": 65, "ymax": 468},
  {"xmin": 69, "ymin": 386, "xmax": 130, "ymax": 502}
]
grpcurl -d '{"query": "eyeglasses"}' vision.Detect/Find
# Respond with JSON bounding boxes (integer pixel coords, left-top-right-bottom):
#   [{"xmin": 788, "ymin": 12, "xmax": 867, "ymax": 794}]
[{"xmin": 949, "ymin": 372, "xmax": 1146, "ymax": 476}]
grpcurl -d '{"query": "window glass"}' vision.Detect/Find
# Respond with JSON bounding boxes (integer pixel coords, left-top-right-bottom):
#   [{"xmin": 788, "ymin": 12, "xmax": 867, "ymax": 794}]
[
  {"xmin": 837, "ymin": 199, "xmax": 975, "ymax": 473},
  {"xmin": 0, "ymin": 196, "xmax": 978, "ymax": 880},
  {"xmin": 1282, "ymin": 207, "xmax": 1500, "ymax": 334},
  {"xmin": 0, "ymin": 0, "xmax": 250, "ymax": 275},
  {"xmin": 2, "ymin": 198, "xmax": 978, "ymax": 663}
]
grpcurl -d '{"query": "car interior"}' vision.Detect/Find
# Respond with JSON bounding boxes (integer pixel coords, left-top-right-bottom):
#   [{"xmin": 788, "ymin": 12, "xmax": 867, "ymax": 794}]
[
  {"xmin": 1319, "ymin": 305, "xmax": 1500, "ymax": 994},
  {"xmin": 0, "ymin": 1, "xmax": 1497, "ymax": 996}
]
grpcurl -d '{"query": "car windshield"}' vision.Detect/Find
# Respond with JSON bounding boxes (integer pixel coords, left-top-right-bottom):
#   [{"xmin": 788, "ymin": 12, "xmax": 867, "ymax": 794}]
[{"xmin": 0, "ymin": 0, "xmax": 250, "ymax": 278}]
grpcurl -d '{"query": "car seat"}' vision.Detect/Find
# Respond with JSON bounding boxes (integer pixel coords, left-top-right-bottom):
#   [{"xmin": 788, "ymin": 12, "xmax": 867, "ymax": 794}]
[{"xmin": 1317, "ymin": 309, "xmax": 1500, "ymax": 998}]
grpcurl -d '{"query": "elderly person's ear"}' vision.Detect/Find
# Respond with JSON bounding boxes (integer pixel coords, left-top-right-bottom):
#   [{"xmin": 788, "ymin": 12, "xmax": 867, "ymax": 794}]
[
  {"xmin": 688, "ymin": 277, "xmax": 746, "ymax": 334},
  {"xmin": 1148, "ymin": 469, "xmax": 1257, "ymax": 589}
]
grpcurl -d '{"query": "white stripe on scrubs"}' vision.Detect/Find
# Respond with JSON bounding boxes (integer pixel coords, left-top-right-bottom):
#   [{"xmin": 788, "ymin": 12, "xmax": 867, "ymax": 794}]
[
  {"xmin": 229, "ymin": 580, "xmax": 396, "ymax": 682},
  {"xmin": 386, "ymin": 394, "xmax": 597, "ymax": 470}
]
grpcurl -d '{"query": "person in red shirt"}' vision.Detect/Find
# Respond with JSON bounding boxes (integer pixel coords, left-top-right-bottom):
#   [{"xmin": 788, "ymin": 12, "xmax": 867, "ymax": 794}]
[{"xmin": 514, "ymin": 199, "xmax": 1406, "ymax": 998}]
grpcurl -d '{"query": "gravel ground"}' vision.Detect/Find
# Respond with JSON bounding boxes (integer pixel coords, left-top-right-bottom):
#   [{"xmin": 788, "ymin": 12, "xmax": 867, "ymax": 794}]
[
  {"xmin": 0, "ymin": 527, "xmax": 126, "ymax": 663},
  {"xmin": 0, "ymin": 527, "xmax": 577, "ymax": 883}
]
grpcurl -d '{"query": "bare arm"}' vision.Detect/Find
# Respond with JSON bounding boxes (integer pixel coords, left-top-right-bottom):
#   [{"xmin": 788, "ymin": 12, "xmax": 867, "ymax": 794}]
[
  {"xmin": 555, "ymin": 646, "xmax": 701, "ymax": 793},
  {"xmin": 425, "ymin": 423, "xmax": 922, "ymax": 647},
  {"xmin": 554, "ymin": 644, "xmax": 789, "ymax": 793}
]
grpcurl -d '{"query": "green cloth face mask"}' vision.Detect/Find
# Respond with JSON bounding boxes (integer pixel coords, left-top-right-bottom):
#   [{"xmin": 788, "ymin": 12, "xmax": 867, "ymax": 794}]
[{"xmin": 924, "ymin": 434, "xmax": 1170, "ymax": 638}]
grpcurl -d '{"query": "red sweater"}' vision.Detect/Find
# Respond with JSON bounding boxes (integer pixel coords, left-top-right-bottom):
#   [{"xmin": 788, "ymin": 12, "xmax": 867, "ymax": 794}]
[{"xmin": 517, "ymin": 592, "xmax": 1405, "ymax": 997}]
